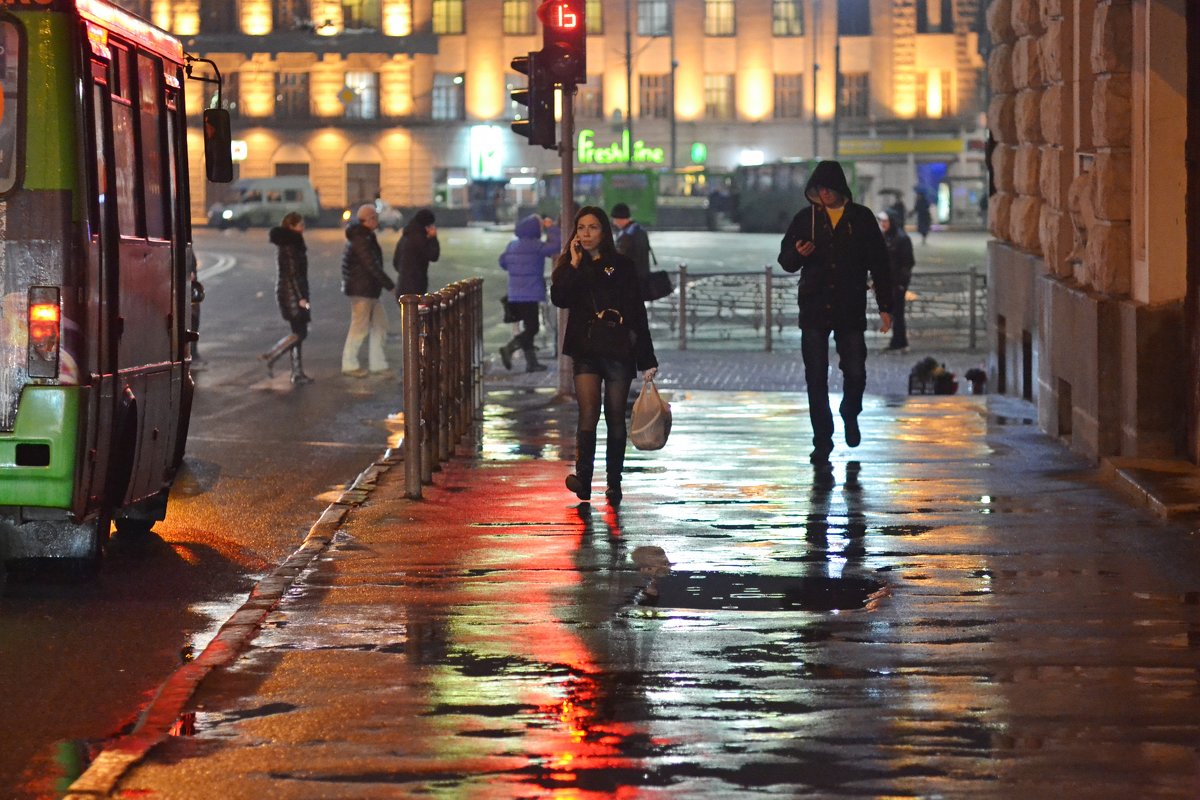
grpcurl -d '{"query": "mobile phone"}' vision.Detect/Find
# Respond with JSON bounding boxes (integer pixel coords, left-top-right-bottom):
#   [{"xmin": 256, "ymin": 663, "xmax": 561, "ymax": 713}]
[{"xmin": 573, "ymin": 240, "xmax": 583, "ymax": 253}]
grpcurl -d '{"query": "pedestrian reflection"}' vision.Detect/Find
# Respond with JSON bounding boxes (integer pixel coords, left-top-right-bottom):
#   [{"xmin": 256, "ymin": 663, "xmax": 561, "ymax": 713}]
[{"xmin": 807, "ymin": 460, "xmax": 868, "ymax": 578}]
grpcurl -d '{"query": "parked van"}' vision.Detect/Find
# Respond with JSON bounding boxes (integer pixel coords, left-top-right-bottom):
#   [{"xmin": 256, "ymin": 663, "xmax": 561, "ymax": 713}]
[{"xmin": 207, "ymin": 176, "xmax": 320, "ymax": 229}]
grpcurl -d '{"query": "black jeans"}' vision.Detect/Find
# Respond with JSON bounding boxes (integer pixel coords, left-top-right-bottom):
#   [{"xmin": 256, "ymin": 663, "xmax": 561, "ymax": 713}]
[
  {"xmin": 801, "ymin": 328, "xmax": 867, "ymax": 448},
  {"xmin": 509, "ymin": 301, "xmax": 541, "ymax": 350}
]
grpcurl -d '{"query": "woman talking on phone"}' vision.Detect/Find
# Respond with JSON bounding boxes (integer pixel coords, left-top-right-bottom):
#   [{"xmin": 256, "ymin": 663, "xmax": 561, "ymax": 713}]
[{"xmin": 551, "ymin": 206, "xmax": 658, "ymax": 504}]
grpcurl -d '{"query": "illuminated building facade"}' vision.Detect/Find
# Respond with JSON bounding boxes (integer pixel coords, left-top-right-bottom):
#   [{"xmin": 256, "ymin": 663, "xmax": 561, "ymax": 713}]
[
  {"xmin": 985, "ymin": 0, "xmax": 1199, "ymax": 468},
  {"xmin": 128, "ymin": 0, "xmax": 987, "ymax": 223}
]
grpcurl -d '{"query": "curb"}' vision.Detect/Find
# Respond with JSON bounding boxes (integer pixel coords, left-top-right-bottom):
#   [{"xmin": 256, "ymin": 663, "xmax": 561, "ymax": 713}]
[{"xmin": 63, "ymin": 451, "xmax": 400, "ymax": 799}]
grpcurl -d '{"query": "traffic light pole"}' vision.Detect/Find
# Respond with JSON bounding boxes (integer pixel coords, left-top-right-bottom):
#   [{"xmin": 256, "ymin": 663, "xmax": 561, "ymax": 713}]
[{"xmin": 557, "ymin": 85, "xmax": 575, "ymax": 396}]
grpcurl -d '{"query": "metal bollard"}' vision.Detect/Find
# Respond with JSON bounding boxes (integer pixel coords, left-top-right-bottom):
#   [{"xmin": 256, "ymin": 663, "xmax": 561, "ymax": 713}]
[
  {"xmin": 400, "ymin": 294, "xmax": 423, "ymax": 499},
  {"xmin": 678, "ymin": 264, "xmax": 689, "ymax": 351},
  {"xmin": 764, "ymin": 265, "xmax": 774, "ymax": 353}
]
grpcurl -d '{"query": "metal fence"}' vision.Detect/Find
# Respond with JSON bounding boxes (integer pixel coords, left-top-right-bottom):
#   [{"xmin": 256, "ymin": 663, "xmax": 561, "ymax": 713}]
[
  {"xmin": 399, "ymin": 279, "xmax": 485, "ymax": 499},
  {"xmin": 645, "ymin": 265, "xmax": 986, "ymax": 351}
]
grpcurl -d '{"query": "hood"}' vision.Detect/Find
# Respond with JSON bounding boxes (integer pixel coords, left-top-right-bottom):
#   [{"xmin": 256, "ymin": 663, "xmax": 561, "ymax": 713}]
[
  {"xmin": 804, "ymin": 160, "xmax": 853, "ymax": 204},
  {"xmin": 411, "ymin": 209, "xmax": 436, "ymax": 228},
  {"xmin": 269, "ymin": 226, "xmax": 305, "ymax": 247},
  {"xmin": 514, "ymin": 214, "xmax": 543, "ymax": 239}
]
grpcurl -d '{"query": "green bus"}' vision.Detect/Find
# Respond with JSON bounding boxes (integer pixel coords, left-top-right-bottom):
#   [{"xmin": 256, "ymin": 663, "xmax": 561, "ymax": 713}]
[
  {"xmin": 0, "ymin": 0, "xmax": 229, "ymax": 570},
  {"xmin": 732, "ymin": 159, "xmax": 861, "ymax": 233},
  {"xmin": 537, "ymin": 166, "xmax": 732, "ymax": 229}
]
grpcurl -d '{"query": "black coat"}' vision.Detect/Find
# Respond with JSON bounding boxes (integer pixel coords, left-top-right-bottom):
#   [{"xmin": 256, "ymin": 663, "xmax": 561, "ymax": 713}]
[
  {"xmin": 341, "ymin": 222, "xmax": 394, "ymax": 299},
  {"xmin": 551, "ymin": 250, "xmax": 658, "ymax": 371},
  {"xmin": 883, "ymin": 225, "xmax": 915, "ymax": 287},
  {"xmin": 269, "ymin": 226, "xmax": 309, "ymax": 322},
  {"xmin": 393, "ymin": 222, "xmax": 441, "ymax": 296},
  {"xmin": 776, "ymin": 161, "xmax": 891, "ymax": 330}
]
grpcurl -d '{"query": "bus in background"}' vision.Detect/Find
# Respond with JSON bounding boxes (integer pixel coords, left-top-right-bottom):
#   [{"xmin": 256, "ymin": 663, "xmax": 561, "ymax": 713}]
[
  {"xmin": 537, "ymin": 167, "xmax": 732, "ymax": 230},
  {"xmin": 732, "ymin": 160, "xmax": 864, "ymax": 233},
  {"xmin": 0, "ymin": 0, "xmax": 231, "ymax": 572}
]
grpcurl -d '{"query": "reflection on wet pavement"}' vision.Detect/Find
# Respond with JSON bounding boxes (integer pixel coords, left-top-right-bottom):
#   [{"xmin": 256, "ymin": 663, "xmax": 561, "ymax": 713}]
[{"xmin": 114, "ymin": 390, "xmax": 1200, "ymax": 799}]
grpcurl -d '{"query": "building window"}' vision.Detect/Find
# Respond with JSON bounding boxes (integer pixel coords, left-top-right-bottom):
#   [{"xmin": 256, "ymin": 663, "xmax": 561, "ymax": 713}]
[
  {"xmin": 432, "ymin": 0, "xmax": 464, "ymax": 34},
  {"xmin": 577, "ymin": 81, "xmax": 603, "ymax": 118},
  {"xmin": 433, "ymin": 73, "xmax": 465, "ymax": 120},
  {"xmin": 346, "ymin": 163, "xmax": 381, "ymax": 205},
  {"xmin": 915, "ymin": 70, "xmax": 953, "ymax": 117},
  {"xmin": 275, "ymin": 71, "xmax": 310, "ymax": 118},
  {"xmin": 342, "ymin": 0, "xmax": 381, "ymax": 29},
  {"xmin": 275, "ymin": 162, "xmax": 310, "ymax": 177},
  {"xmin": 637, "ymin": 0, "xmax": 669, "ymax": 36},
  {"xmin": 837, "ymin": 0, "xmax": 870, "ymax": 36},
  {"xmin": 917, "ymin": 0, "xmax": 954, "ymax": 33},
  {"xmin": 840, "ymin": 72, "xmax": 869, "ymax": 118},
  {"xmin": 772, "ymin": 0, "xmax": 804, "ymax": 36},
  {"xmin": 502, "ymin": 0, "xmax": 531, "ymax": 34},
  {"xmin": 586, "ymin": 0, "xmax": 603, "ymax": 33},
  {"xmin": 774, "ymin": 73, "xmax": 804, "ymax": 118},
  {"xmin": 273, "ymin": 0, "xmax": 305, "ymax": 30},
  {"xmin": 704, "ymin": 0, "xmax": 734, "ymax": 36},
  {"xmin": 639, "ymin": 74, "xmax": 669, "ymax": 119},
  {"xmin": 119, "ymin": 0, "xmax": 151, "ymax": 19},
  {"xmin": 344, "ymin": 71, "xmax": 379, "ymax": 119},
  {"xmin": 704, "ymin": 73, "xmax": 734, "ymax": 120},
  {"xmin": 201, "ymin": 0, "xmax": 237, "ymax": 33}
]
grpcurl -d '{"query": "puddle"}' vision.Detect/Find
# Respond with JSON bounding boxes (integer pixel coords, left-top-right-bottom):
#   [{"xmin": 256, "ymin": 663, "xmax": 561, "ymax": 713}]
[{"xmin": 637, "ymin": 571, "xmax": 885, "ymax": 612}]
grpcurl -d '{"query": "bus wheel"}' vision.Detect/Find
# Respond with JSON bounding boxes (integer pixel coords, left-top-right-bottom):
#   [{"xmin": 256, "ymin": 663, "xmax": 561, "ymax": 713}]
[{"xmin": 114, "ymin": 489, "xmax": 168, "ymax": 539}]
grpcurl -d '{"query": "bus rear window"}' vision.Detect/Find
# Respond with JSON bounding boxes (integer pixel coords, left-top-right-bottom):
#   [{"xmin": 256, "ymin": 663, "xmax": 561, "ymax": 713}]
[{"xmin": 0, "ymin": 19, "xmax": 22, "ymax": 195}]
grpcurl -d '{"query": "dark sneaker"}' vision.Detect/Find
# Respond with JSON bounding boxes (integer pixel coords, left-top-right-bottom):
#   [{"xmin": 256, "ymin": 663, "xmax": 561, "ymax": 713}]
[{"xmin": 844, "ymin": 415, "xmax": 861, "ymax": 448}]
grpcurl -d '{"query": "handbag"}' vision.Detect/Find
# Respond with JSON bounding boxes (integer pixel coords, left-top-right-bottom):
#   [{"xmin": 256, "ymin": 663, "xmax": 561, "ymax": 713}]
[
  {"xmin": 584, "ymin": 287, "xmax": 635, "ymax": 359},
  {"xmin": 500, "ymin": 295, "xmax": 519, "ymax": 323},
  {"xmin": 630, "ymin": 378, "xmax": 671, "ymax": 450},
  {"xmin": 643, "ymin": 271, "xmax": 674, "ymax": 302}
]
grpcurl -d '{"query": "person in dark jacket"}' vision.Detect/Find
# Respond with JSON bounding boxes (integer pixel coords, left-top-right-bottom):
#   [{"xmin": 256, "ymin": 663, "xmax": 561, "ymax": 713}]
[
  {"xmin": 393, "ymin": 208, "xmax": 440, "ymax": 296},
  {"xmin": 340, "ymin": 204, "xmax": 395, "ymax": 377},
  {"xmin": 552, "ymin": 205, "xmax": 658, "ymax": 504},
  {"xmin": 914, "ymin": 187, "xmax": 933, "ymax": 244},
  {"xmin": 499, "ymin": 214, "xmax": 559, "ymax": 372},
  {"xmin": 878, "ymin": 209, "xmax": 915, "ymax": 352},
  {"xmin": 777, "ymin": 160, "xmax": 892, "ymax": 465},
  {"xmin": 611, "ymin": 202, "xmax": 653, "ymax": 296},
  {"xmin": 260, "ymin": 212, "xmax": 313, "ymax": 383}
]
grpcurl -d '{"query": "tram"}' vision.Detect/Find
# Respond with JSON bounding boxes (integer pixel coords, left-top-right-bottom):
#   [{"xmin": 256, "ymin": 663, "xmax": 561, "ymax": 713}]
[{"xmin": 0, "ymin": 0, "xmax": 230, "ymax": 569}]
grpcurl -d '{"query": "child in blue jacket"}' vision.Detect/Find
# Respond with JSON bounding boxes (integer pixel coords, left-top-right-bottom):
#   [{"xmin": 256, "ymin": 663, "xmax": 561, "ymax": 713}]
[{"xmin": 499, "ymin": 214, "xmax": 560, "ymax": 371}]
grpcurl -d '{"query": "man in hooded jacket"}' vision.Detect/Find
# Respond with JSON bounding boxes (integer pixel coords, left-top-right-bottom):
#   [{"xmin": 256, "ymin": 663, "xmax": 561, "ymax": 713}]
[{"xmin": 777, "ymin": 160, "xmax": 892, "ymax": 465}]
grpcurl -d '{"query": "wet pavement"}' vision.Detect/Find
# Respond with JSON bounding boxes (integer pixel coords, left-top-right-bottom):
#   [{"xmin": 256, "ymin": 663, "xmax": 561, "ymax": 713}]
[{"xmin": 83, "ymin": 383, "xmax": 1200, "ymax": 799}]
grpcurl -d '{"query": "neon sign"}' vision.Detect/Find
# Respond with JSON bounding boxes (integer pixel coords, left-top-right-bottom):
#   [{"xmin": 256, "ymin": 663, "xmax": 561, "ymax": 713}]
[{"xmin": 577, "ymin": 129, "xmax": 664, "ymax": 165}]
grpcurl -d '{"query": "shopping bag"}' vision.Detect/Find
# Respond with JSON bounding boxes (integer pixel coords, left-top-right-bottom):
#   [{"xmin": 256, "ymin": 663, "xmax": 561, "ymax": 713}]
[{"xmin": 629, "ymin": 378, "xmax": 671, "ymax": 451}]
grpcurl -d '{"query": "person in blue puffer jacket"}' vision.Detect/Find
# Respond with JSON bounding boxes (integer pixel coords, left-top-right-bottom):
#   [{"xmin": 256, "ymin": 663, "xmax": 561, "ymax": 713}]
[{"xmin": 499, "ymin": 214, "xmax": 560, "ymax": 372}]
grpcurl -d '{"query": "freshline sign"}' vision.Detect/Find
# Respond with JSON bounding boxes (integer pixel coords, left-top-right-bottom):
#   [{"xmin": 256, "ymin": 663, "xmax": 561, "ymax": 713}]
[{"xmin": 577, "ymin": 129, "xmax": 664, "ymax": 165}]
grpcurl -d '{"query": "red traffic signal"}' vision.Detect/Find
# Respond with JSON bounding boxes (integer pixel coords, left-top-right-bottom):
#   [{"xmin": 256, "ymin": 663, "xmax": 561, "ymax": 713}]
[
  {"xmin": 537, "ymin": 0, "xmax": 586, "ymax": 86},
  {"xmin": 510, "ymin": 52, "xmax": 556, "ymax": 149}
]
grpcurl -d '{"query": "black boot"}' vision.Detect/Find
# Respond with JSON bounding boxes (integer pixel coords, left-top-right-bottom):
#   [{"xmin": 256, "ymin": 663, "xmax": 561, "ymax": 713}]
[
  {"xmin": 290, "ymin": 346, "xmax": 313, "ymax": 384},
  {"xmin": 261, "ymin": 333, "xmax": 300, "ymax": 377},
  {"xmin": 605, "ymin": 433, "xmax": 626, "ymax": 504},
  {"xmin": 523, "ymin": 347, "xmax": 547, "ymax": 372},
  {"xmin": 498, "ymin": 339, "xmax": 517, "ymax": 370},
  {"xmin": 565, "ymin": 430, "xmax": 596, "ymax": 501}
]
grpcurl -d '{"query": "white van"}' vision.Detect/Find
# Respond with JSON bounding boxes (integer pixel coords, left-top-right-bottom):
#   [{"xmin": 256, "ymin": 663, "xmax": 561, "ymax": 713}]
[{"xmin": 207, "ymin": 176, "xmax": 320, "ymax": 229}]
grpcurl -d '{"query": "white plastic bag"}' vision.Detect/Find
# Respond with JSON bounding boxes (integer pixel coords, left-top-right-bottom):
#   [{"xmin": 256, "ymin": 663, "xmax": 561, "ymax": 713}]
[{"xmin": 629, "ymin": 378, "xmax": 672, "ymax": 451}]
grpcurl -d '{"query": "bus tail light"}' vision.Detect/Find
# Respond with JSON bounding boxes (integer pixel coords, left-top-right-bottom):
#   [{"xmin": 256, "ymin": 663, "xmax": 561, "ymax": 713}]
[{"xmin": 28, "ymin": 287, "xmax": 61, "ymax": 378}]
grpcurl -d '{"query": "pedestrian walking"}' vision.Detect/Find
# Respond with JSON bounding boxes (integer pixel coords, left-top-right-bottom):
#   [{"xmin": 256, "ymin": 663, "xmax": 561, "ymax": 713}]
[
  {"xmin": 777, "ymin": 160, "xmax": 892, "ymax": 465},
  {"xmin": 877, "ymin": 209, "xmax": 915, "ymax": 353},
  {"xmin": 260, "ymin": 212, "xmax": 314, "ymax": 383},
  {"xmin": 610, "ymin": 202, "xmax": 654, "ymax": 298},
  {"xmin": 498, "ymin": 214, "xmax": 559, "ymax": 372},
  {"xmin": 340, "ymin": 203, "xmax": 395, "ymax": 378},
  {"xmin": 914, "ymin": 186, "xmax": 933, "ymax": 244},
  {"xmin": 551, "ymin": 205, "xmax": 658, "ymax": 504},
  {"xmin": 393, "ymin": 209, "xmax": 440, "ymax": 297}
]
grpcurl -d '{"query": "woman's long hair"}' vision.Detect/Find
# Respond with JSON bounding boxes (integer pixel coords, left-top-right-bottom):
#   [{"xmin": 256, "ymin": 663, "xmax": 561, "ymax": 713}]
[{"xmin": 554, "ymin": 205, "xmax": 617, "ymax": 273}]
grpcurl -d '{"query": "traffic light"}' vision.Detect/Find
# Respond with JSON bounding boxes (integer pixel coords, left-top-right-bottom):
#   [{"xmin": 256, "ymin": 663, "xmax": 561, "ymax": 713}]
[
  {"xmin": 537, "ymin": 0, "xmax": 586, "ymax": 86},
  {"xmin": 510, "ymin": 51, "xmax": 556, "ymax": 148}
]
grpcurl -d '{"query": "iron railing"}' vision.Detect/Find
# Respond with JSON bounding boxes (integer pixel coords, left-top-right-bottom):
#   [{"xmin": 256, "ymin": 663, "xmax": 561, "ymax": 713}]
[
  {"xmin": 646, "ymin": 266, "xmax": 986, "ymax": 351},
  {"xmin": 399, "ymin": 278, "xmax": 484, "ymax": 499}
]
